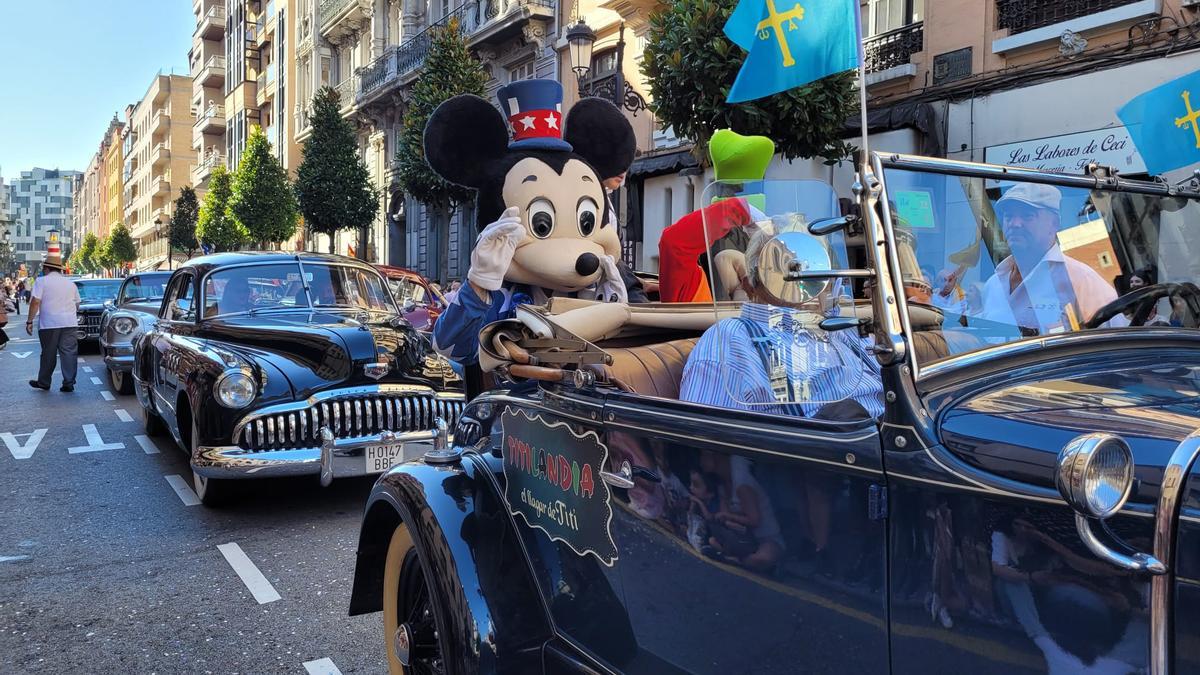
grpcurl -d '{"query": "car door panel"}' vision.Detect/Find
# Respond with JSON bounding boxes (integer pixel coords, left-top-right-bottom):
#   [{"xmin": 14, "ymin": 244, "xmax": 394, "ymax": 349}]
[{"xmin": 600, "ymin": 394, "xmax": 889, "ymax": 674}]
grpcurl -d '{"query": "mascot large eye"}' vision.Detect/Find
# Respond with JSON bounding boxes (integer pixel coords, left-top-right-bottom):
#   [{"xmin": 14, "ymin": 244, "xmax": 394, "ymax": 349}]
[
  {"xmin": 577, "ymin": 197, "xmax": 599, "ymax": 237},
  {"xmin": 528, "ymin": 198, "xmax": 555, "ymax": 239}
]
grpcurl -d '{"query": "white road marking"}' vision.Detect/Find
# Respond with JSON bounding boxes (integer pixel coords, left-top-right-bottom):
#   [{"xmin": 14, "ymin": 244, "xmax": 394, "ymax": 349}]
[
  {"xmin": 0, "ymin": 555, "xmax": 31, "ymax": 563},
  {"xmin": 100, "ymin": 391, "xmax": 115, "ymax": 401},
  {"xmin": 217, "ymin": 543, "xmax": 281, "ymax": 604},
  {"xmin": 78, "ymin": 356, "xmax": 86, "ymax": 362},
  {"xmin": 1, "ymin": 429, "xmax": 47, "ymax": 460},
  {"xmin": 303, "ymin": 658, "xmax": 343, "ymax": 675},
  {"xmin": 68, "ymin": 424, "xmax": 125, "ymax": 454},
  {"xmin": 11, "ymin": 352, "xmax": 31, "ymax": 359},
  {"xmin": 82, "ymin": 366, "xmax": 93, "ymax": 373},
  {"xmin": 114, "ymin": 409, "xmax": 134, "ymax": 423},
  {"xmin": 135, "ymin": 435, "xmax": 161, "ymax": 455},
  {"xmin": 90, "ymin": 376, "xmax": 102, "ymax": 385},
  {"xmin": 164, "ymin": 475, "xmax": 201, "ymax": 506}
]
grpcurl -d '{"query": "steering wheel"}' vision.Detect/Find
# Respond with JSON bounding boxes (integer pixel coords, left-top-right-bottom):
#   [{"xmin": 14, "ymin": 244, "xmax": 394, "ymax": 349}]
[{"xmin": 1083, "ymin": 282, "xmax": 1200, "ymax": 329}]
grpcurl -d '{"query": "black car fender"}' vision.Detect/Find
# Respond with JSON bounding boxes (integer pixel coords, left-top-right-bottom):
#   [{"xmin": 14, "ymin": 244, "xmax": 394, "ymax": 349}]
[{"xmin": 350, "ymin": 452, "xmax": 553, "ymax": 674}]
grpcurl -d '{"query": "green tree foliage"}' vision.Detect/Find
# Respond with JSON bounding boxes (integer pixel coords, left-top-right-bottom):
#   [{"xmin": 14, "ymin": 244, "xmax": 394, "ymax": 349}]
[
  {"xmin": 105, "ymin": 223, "xmax": 138, "ymax": 267},
  {"xmin": 230, "ymin": 126, "xmax": 299, "ymax": 247},
  {"xmin": 171, "ymin": 186, "xmax": 201, "ymax": 259},
  {"xmin": 396, "ymin": 17, "xmax": 488, "ymax": 211},
  {"xmin": 296, "ymin": 88, "xmax": 380, "ymax": 254},
  {"xmin": 74, "ymin": 233, "xmax": 99, "ymax": 274},
  {"xmin": 641, "ymin": 0, "xmax": 857, "ymax": 163},
  {"xmin": 196, "ymin": 165, "xmax": 247, "ymax": 252}
]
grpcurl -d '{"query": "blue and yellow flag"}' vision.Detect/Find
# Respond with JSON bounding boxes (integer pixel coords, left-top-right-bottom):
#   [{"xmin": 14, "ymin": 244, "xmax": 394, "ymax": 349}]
[
  {"xmin": 1118, "ymin": 70, "xmax": 1200, "ymax": 175},
  {"xmin": 724, "ymin": 0, "xmax": 860, "ymax": 103}
]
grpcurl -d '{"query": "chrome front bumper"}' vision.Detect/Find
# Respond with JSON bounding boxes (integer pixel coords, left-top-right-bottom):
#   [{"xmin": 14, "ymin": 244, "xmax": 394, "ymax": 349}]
[
  {"xmin": 193, "ymin": 425, "xmax": 448, "ymax": 485},
  {"xmin": 103, "ymin": 348, "xmax": 134, "ymax": 372}
]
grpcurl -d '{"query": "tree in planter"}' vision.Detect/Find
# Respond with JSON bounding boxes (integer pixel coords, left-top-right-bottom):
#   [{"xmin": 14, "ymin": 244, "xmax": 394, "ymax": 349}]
[
  {"xmin": 396, "ymin": 16, "xmax": 488, "ymax": 275},
  {"xmin": 105, "ymin": 223, "xmax": 138, "ymax": 272},
  {"xmin": 296, "ymin": 88, "xmax": 379, "ymax": 255},
  {"xmin": 171, "ymin": 186, "xmax": 201, "ymax": 259},
  {"xmin": 74, "ymin": 232, "xmax": 99, "ymax": 275},
  {"xmin": 230, "ymin": 126, "xmax": 299, "ymax": 248},
  {"xmin": 641, "ymin": 0, "xmax": 857, "ymax": 164},
  {"xmin": 196, "ymin": 165, "xmax": 247, "ymax": 252}
]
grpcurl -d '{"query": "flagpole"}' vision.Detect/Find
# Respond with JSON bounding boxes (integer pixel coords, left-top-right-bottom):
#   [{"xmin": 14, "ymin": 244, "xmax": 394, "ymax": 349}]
[{"xmin": 854, "ymin": 6, "xmax": 870, "ymax": 162}]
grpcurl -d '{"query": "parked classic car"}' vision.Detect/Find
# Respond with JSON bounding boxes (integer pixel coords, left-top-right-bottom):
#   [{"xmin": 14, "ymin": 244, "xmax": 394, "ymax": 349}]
[
  {"xmin": 348, "ymin": 155, "xmax": 1200, "ymax": 674},
  {"xmin": 73, "ymin": 278, "xmax": 122, "ymax": 344},
  {"xmin": 132, "ymin": 252, "xmax": 465, "ymax": 506},
  {"xmin": 375, "ymin": 264, "xmax": 445, "ymax": 331},
  {"xmin": 100, "ymin": 271, "xmax": 172, "ymax": 394}
]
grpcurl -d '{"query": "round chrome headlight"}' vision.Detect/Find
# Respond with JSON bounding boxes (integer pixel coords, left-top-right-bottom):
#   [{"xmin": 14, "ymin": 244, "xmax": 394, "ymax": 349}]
[
  {"xmin": 1055, "ymin": 433, "xmax": 1134, "ymax": 519},
  {"xmin": 111, "ymin": 316, "xmax": 138, "ymax": 336},
  {"xmin": 215, "ymin": 370, "xmax": 257, "ymax": 409}
]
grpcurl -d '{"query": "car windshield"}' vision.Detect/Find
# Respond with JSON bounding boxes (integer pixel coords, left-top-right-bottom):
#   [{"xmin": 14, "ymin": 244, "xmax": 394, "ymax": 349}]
[
  {"xmin": 880, "ymin": 163, "xmax": 1200, "ymax": 372},
  {"xmin": 203, "ymin": 263, "xmax": 310, "ymax": 318},
  {"xmin": 387, "ymin": 277, "xmax": 428, "ymax": 305},
  {"xmin": 119, "ymin": 274, "xmax": 171, "ymax": 304},
  {"xmin": 74, "ymin": 280, "xmax": 121, "ymax": 303},
  {"xmin": 308, "ymin": 264, "xmax": 395, "ymax": 311}
]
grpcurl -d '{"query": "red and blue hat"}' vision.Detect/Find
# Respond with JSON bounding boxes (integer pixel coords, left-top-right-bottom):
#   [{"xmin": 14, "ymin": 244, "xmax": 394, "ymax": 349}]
[{"xmin": 497, "ymin": 79, "xmax": 572, "ymax": 152}]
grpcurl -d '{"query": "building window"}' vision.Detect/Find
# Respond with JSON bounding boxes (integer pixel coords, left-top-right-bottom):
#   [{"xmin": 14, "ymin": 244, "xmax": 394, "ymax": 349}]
[
  {"xmin": 507, "ymin": 59, "xmax": 535, "ymax": 83},
  {"xmin": 865, "ymin": 0, "xmax": 923, "ymax": 37},
  {"xmin": 591, "ymin": 49, "xmax": 619, "ymax": 78}
]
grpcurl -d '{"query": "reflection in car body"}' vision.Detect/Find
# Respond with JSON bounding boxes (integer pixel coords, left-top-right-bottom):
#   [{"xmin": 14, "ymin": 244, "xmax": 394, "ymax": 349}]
[{"xmin": 347, "ymin": 155, "xmax": 1200, "ymax": 674}]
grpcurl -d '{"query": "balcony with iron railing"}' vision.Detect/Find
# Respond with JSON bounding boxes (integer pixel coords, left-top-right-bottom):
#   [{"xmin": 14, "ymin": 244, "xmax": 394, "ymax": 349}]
[
  {"xmin": 992, "ymin": 0, "xmax": 1162, "ymax": 53},
  {"xmin": 319, "ymin": 0, "xmax": 371, "ymax": 42},
  {"xmin": 194, "ymin": 103, "xmax": 226, "ymax": 137},
  {"xmin": 196, "ymin": 4, "xmax": 225, "ymax": 40},
  {"xmin": 192, "ymin": 150, "xmax": 226, "ymax": 185},
  {"xmin": 196, "ymin": 54, "xmax": 226, "ymax": 88},
  {"xmin": 863, "ymin": 21, "xmax": 924, "ymax": 85},
  {"xmin": 335, "ymin": 75, "xmax": 358, "ymax": 112},
  {"xmin": 997, "ymin": 0, "xmax": 1144, "ymax": 35}
]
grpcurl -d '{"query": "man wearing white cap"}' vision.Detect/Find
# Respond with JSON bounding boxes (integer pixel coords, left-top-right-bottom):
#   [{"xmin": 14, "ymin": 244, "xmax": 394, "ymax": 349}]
[
  {"xmin": 979, "ymin": 183, "xmax": 1121, "ymax": 334},
  {"xmin": 24, "ymin": 253, "xmax": 81, "ymax": 392}
]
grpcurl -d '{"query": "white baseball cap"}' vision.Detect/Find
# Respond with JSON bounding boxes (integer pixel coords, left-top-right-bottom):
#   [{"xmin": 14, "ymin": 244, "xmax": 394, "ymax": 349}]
[{"xmin": 996, "ymin": 183, "xmax": 1062, "ymax": 213}]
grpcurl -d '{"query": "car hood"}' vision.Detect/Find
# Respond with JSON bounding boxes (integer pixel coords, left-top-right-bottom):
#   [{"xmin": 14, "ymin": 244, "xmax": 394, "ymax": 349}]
[
  {"xmin": 79, "ymin": 302, "xmax": 108, "ymax": 312},
  {"xmin": 937, "ymin": 352, "xmax": 1200, "ymax": 506},
  {"xmin": 200, "ymin": 310, "xmax": 457, "ymax": 396},
  {"xmin": 119, "ymin": 300, "xmax": 162, "ymax": 316}
]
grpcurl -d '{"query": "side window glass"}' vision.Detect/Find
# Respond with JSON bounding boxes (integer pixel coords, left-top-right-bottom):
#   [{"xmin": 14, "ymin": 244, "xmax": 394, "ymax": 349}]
[{"xmin": 168, "ymin": 275, "xmax": 195, "ymax": 322}]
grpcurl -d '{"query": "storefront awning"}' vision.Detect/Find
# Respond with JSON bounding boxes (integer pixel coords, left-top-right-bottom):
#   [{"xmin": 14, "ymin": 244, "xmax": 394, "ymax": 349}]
[{"xmin": 628, "ymin": 148, "xmax": 699, "ymax": 179}]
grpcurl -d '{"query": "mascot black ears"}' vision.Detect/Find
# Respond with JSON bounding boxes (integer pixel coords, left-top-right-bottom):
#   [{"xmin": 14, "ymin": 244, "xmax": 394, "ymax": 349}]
[{"xmin": 422, "ymin": 80, "xmax": 636, "ymax": 291}]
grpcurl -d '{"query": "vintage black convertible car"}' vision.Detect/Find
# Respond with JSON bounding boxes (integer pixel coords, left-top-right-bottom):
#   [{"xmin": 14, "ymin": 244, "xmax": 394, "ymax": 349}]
[
  {"xmin": 132, "ymin": 252, "xmax": 464, "ymax": 506},
  {"xmin": 74, "ymin": 278, "xmax": 122, "ymax": 345},
  {"xmin": 348, "ymin": 154, "xmax": 1200, "ymax": 674},
  {"xmin": 100, "ymin": 271, "xmax": 171, "ymax": 394}
]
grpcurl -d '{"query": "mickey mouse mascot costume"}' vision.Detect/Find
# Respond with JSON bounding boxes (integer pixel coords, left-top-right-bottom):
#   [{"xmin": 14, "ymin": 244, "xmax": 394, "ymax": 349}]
[{"xmin": 426, "ymin": 80, "xmax": 637, "ymax": 391}]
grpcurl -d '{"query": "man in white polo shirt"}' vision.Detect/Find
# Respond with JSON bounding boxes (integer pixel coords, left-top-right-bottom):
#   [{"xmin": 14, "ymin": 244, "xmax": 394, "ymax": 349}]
[{"xmin": 24, "ymin": 253, "xmax": 81, "ymax": 392}]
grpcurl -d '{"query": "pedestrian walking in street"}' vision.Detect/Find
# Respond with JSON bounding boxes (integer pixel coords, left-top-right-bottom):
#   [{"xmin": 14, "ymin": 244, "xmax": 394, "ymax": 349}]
[
  {"xmin": 24, "ymin": 254, "xmax": 81, "ymax": 392},
  {"xmin": 0, "ymin": 285, "xmax": 11, "ymax": 350},
  {"xmin": 13, "ymin": 278, "xmax": 23, "ymax": 315}
]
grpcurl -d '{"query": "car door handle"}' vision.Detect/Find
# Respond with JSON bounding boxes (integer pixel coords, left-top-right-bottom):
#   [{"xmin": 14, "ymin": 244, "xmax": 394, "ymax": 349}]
[{"xmin": 600, "ymin": 461, "xmax": 661, "ymax": 489}]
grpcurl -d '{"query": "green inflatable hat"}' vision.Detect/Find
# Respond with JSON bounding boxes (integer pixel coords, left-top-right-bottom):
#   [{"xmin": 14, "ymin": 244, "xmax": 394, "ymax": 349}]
[{"xmin": 709, "ymin": 129, "xmax": 775, "ymax": 182}]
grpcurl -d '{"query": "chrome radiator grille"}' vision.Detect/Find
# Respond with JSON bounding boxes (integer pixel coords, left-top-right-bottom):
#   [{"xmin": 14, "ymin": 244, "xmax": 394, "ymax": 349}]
[{"xmin": 236, "ymin": 393, "xmax": 464, "ymax": 451}]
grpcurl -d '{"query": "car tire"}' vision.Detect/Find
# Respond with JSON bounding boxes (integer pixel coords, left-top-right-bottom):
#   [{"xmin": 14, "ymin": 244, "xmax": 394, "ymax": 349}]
[
  {"xmin": 383, "ymin": 523, "xmax": 447, "ymax": 675},
  {"xmin": 108, "ymin": 367, "xmax": 133, "ymax": 395},
  {"xmin": 190, "ymin": 417, "xmax": 236, "ymax": 507},
  {"xmin": 141, "ymin": 390, "xmax": 167, "ymax": 437}
]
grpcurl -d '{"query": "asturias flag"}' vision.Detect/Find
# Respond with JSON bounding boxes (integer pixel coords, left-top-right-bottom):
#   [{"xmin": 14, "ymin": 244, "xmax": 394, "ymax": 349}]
[
  {"xmin": 724, "ymin": 0, "xmax": 860, "ymax": 104},
  {"xmin": 1118, "ymin": 70, "xmax": 1200, "ymax": 175}
]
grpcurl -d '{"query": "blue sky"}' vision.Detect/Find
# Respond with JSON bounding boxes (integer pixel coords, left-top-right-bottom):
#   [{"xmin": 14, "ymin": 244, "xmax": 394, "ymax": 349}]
[{"xmin": 0, "ymin": 1, "xmax": 194, "ymax": 178}]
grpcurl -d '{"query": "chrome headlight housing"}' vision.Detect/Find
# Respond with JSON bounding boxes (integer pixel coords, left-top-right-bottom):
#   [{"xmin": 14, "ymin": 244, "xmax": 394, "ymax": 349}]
[
  {"xmin": 215, "ymin": 370, "xmax": 257, "ymax": 409},
  {"xmin": 1056, "ymin": 433, "xmax": 1135, "ymax": 519},
  {"xmin": 111, "ymin": 316, "xmax": 138, "ymax": 336}
]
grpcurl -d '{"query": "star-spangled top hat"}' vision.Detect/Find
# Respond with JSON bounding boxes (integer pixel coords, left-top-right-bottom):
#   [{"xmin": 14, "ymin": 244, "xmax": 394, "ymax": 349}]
[{"xmin": 497, "ymin": 79, "xmax": 573, "ymax": 152}]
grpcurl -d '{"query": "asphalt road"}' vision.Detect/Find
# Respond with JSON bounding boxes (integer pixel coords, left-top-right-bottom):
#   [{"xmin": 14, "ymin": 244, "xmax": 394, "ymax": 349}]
[{"xmin": 0, "ymin": 334, "xmax": 385, "ymax": 674}]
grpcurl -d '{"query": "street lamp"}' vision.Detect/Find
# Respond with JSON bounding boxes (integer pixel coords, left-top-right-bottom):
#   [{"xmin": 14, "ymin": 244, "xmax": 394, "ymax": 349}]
[
  {"xmin": 154, "ymin": 215, "xmax": 172, "ymax": 271},
  {"xmin": 566, "ymin": 19, "xmax": 648, "ymax": 116}
]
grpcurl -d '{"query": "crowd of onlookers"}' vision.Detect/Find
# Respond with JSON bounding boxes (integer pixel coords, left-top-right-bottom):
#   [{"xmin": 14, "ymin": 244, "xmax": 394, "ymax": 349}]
[{"xmin": 0, "ymin": 276, "xmax": 30, "ymax": 349}]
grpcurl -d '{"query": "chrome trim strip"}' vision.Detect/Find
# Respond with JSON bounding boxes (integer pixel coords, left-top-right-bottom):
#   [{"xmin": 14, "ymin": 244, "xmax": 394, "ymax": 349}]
[
  {"xmin": 1151, "ymin": 431, "xmax": 1200, "ymax": 675},
  {"xmin": 604, "ymin": 402, "xmax": 878, "ymax": 443},
  {"xmin": 887, "ymin": 471, "xmax": 1154, "ymax": 518},
  {"xmin": 1073, "ymin": 512, "xmax": 1163, "ymax": 574},
  {"xmin": 868, "ymin": 153, "xmax": 911, "ymax": 365}
]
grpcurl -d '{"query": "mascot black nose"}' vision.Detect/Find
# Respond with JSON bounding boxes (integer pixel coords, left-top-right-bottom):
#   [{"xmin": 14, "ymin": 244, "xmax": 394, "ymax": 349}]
[{"xmin": 575, "ymin": 252, "xmax": 600, "ymax": 277}]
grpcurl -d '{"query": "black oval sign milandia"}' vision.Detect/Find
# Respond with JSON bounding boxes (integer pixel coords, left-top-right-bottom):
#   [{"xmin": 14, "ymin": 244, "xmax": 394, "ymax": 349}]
[{"xmin": 500, "ymin": 406, "xmax": 618, "ymax": 566}]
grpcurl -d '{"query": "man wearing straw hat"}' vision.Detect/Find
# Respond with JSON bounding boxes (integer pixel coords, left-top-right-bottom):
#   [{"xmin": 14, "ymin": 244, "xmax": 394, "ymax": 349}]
[{"xmin": 24, "ymin": 252, "xmax": 81, "ymax": 392}]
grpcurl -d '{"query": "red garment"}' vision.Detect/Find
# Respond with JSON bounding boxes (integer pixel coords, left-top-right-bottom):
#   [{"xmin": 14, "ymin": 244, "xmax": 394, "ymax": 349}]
[{"xmin": 658, "ymin": 198, "xmax": 752, "ymax": 303}]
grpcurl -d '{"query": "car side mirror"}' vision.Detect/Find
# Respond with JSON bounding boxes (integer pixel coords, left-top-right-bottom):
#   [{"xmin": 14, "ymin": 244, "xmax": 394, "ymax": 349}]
[
  {"xmin": 172, "ymin": 298, "xmax": 191, "ymax": 320},
  {"xmin": 104, "ymin": 299, "xmax": 115, "ymax": 308},
  {"xmin": 402, "ymin": 298, "xmax": 417, "ymax": 312}
]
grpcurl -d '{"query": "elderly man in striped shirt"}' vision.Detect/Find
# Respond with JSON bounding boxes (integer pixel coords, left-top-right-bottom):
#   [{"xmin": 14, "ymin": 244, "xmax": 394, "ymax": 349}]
[{"xmin": 679, "ymin": 218, "xmax": 884, "ymax": 421}]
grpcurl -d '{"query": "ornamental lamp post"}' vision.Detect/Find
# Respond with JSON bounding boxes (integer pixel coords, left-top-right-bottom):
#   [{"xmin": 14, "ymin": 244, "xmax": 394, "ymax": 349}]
[
  {"xmin": 566, "ymin": 19, "xmax": 597, "ymax": 88},
  {"xmin": 565, "ymin": 19, "xmax": 647, "ymax": 115},
  {"xmin": 154, "ymin": 215, "xmax": 172, "ymax": 271}
]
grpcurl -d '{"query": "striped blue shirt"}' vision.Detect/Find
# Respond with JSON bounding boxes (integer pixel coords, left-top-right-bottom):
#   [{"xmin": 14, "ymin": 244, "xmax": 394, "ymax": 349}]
[
  {"xmin": 680, "ymin": 303, "xmax": 884, "ymax": 418},
  {"xmin": 431, "ymin": 285, "xmax": 518, "ymax": 365}
]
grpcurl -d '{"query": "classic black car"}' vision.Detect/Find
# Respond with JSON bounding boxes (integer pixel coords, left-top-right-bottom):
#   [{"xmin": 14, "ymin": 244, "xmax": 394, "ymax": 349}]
[
  {"xmin": 348, "ymin": 155, "xmax": 1200, "ymax": 674},
  {"xmin": 100, "ymin": 271, "xmax": 171, "ymax": 394},
  {"xmin": 132, "ymin": 252, "xmax": 464, "ymax": 506},
  {"xmin": 73, "ymin": 278, "xmax": 122, "ymax": 344}
]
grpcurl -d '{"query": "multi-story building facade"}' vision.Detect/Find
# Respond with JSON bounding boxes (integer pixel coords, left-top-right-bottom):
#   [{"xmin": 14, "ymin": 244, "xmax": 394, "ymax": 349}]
[
  {"xmin": 76, "ymin": 150, "xmax": 104, "ymax": 250},
  {"xmin": 7, "ymin": 168, "xmax": 82, "ymax": 271},
  {"xmin": 123, "ymin": 74, "xmax": 198, "ymax": 270},
  {"xmin": 192, "ymin": 0, "xmax": 228, "ymax": 190},
  {"xmin": 104, "ymin": 116, "xmax": 127, "ymax": 239},
  {"xmin": 0, "ymin": 175, "xmax": 14, "ymax": 273},
  {"xmin": 292, "ymin": 0, "xmax": 559, "ymax": 281}
]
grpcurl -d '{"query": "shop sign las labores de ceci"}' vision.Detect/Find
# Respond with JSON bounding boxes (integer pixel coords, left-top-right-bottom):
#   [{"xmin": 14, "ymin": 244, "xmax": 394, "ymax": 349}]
[
  {"xmin": 501, "ymin": 407, "xmax": 618, "ymax": 565},
  {"xmin": 984, "ymin": 126, "xmax": 1146, "ymax": 175}
]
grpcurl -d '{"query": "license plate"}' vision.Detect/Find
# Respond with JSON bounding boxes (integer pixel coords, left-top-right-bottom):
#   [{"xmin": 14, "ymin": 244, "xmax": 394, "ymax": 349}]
[{"xmin": 364, "ymin": 444, "xmax": 406, "ymax": 474}]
